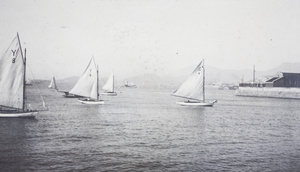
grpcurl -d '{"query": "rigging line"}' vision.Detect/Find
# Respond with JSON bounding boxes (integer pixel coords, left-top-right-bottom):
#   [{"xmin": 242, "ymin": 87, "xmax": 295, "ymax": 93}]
[{"xmin": 26, "ymin": 62, "xmax": 48, "ymax": 110}]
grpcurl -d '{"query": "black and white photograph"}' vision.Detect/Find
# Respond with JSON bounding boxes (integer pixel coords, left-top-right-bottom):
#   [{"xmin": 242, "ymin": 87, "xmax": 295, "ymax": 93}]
[{"xmin": 0, "ymin": 0, "xmax": 299, "ymax": 171}]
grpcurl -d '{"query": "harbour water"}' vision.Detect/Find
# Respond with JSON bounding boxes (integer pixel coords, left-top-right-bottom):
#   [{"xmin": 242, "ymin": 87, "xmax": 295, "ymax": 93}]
[{"xmin": 0, "ymin": 81, "xmax": 299, "ymax": 171}]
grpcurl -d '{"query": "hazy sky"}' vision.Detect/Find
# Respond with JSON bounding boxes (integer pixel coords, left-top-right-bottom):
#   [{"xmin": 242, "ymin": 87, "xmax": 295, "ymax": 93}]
[{"xmin": 1, "ymin": 0, "xmax": 300, "ymax": 79}]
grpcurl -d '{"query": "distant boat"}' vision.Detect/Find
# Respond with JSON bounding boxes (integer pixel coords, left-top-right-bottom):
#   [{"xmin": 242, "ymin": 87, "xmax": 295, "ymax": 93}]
[
  {"xmin": 69, "ymin": 57, "xmax": 104, "ymax": 104},
  {"xmin": 124, "ymin": 81, "xmax": 137, "ymax": 88},
  {"xmin": 172, "ymin": 59, "xmax": 217, "ymax": 106},
  {"xmin": 228, "ymin": 85, "xmax": 238, "ymax": 90},
  {"xmin": 101, "ymin": 73, "xmax": 117, "ymax": 96},
  {"xmin": 218, "ymin": 84, "xmax": 238, "ymax": 90},
  {"xmin": 218, "ymin": 86, "xmax": 225, "ymax": 90},
  {"xmin": 0, "ymin": 33, "xmax": 44, "ymax": 117},
  {"xmin": 48, "ymin": 76, "xmax": 58, "ymax": 90}
]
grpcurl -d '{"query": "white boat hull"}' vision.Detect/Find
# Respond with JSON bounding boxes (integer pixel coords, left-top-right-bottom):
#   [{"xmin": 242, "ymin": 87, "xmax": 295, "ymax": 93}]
[
  {"xmin": 176, "ymin": 100, "xmax": 217, "ymax": 107},
  {"xmin": 78, "ymin": 99, "xmax": 105, "ymax": 105},
  {"xmin": 0, "ymin": 111, "xmax": 38, "ymax": 118},
  {"xmin": 100, "ymin": 92, "xmax": 117, "ymax": 96},
  {"xmin": 124, "ymin": 85, "xmax": 137, "ymax": 88}
]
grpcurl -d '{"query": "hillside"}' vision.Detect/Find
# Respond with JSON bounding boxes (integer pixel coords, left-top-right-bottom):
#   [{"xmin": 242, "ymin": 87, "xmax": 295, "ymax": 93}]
[
  {"xmin": 58, "ymin": 62, "xmax": 300, "ymax": 88},
  {"xmin": 169, "ymin": 62, "xmax": 300, "ymax": 85}
]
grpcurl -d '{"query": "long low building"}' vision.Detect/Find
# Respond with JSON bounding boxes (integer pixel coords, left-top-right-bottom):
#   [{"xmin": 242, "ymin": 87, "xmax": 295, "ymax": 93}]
[{"xmin": 236, "ymin": 72, "xmax": 300, "ymax": 99}]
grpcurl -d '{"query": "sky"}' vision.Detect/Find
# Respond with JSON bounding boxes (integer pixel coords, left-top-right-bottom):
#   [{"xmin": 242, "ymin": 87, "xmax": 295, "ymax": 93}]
[{"xmin": 1, "ymin": 0, "xmax": 300, "ymax": 80}]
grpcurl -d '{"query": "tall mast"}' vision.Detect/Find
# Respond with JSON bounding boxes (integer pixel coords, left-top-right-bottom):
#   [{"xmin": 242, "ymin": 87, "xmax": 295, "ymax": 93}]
[
  {"xmin": 17, "ymin": 33, "xmax": 26, "ymax": 111},
  {"xmin": 97, "ymin": 65, "xmax": 99, "ymax": 100},
  {"xmin": 23, "ymin": 48, "xmax": 27, "ymax": 111},
  {"xmin": 203, "ymin": 59, "xmax": 205, "ymax": 102},
  {"xmin": 112, "ymin": 73, "xmax": 114, "ymax": 92},
  {"xmin": 253, "ymin": 65, "xmax": 255, "ymax": 83}
]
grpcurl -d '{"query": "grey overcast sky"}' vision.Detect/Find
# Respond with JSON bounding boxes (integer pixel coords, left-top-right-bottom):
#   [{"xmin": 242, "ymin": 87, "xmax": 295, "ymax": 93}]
[{"xmin": 1, "ymin": 0, "xmax": 300, "ymax": 79}]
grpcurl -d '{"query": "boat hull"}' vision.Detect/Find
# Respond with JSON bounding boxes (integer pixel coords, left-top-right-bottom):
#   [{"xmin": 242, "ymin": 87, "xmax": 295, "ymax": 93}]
[
  {"xmin": 78, "ymin": 99, "xmax": 105, "ymax": 105},
  {"xmin": 100, "ymin": 92, "xmax": 117, "ymax": 96},
  {"xmin": 58, "ymin": 90, "xmax": 84, "ymax": 98},
  {"xmin": 124, "ymin": 85, "xmax": 137, "ymax": 88},
  {"xmin": 0, "ymin": 111, "xmax": 38, "ymax": 118},
  {"xmin": 63, "ymin": 94, "xmax": 84, "ymax": 98},
  {"xmin": 176, "ymin": 100, "xmax": 216, "ymax": 107}
]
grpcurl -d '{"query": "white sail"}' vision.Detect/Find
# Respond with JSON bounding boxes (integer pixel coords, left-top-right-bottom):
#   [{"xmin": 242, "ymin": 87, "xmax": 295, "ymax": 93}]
[
  {"xmin": 48, "ymin": 76, "xmax": 57, "ymax": 90},
  {"xmin": 172, "ymin": 60, "xmax": 204, "ymax": 101},
  {"xmin": 0, "ymin": 35, "xmax": 24, "ymax": 109},
  {"xmin": 102, "ymin": 73, "xmax": 114, "ymax": 92},
  {"xmin": 69, "ymin": 58, "xmax": 98, "ymax": 100}
]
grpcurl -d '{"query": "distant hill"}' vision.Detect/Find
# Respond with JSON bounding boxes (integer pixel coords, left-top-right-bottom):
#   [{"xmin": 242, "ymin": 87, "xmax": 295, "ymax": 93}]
[
  {"xmin": 60, "ymin": 63, "xmax": 300, "ymax": 88},
  {"xmin": 261, "ymin": 63, "xmax": 300, "ymax": 76},
  {"xmin": 169, "ymin": 62, "xmax": 300, "ymax": 85},
  {"xmin": 168, "ymin": 65, "xmax": 251, "ymax": 85}
]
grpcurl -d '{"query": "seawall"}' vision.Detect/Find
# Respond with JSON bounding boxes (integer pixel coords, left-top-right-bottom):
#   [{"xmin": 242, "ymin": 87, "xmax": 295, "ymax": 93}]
[{"xmin": 235, "ymin": 87, "xmax": 300, "ymax": 99}]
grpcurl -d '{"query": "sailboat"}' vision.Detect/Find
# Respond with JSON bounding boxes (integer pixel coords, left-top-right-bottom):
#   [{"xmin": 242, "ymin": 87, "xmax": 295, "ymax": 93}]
[
  {"xmin": 101, "ymin": 73, "xmax": 117, "ymax": 96},
  {"xmin": 69, "ymin": 57, "xmax": 104, "ymax": 104},
  {"xmin": 59, "ymin": 78, "xmax": 84, "ymax": 98},
  {"xmin": 48, "ymin": 76, "xmax": 58, "ymax": 90},
  {"xmin": 124, "ymin": 81, "xmax": 137, "ymax": 88},
  {"xmin": 172, "ymin": 59, "xmax": 217, "ymax": 106},
  {"xmin": 0, "ymin": 33, "xmax": 39, "ymax": 117}
]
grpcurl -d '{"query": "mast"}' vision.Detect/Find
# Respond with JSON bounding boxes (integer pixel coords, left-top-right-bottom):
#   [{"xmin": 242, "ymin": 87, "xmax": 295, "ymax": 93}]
[
  {"xmin": 253, "ymin": 65, "xmax": 255, "ymax": 83},
  {"xmin": 53, "ymin": 76, "xmax": 57, "ymax": 90},
  {"xmin": 17, "ymin": 33, "xmax": 26, "ymax": 111},
  {"xmin": 23, "ymin": 48, "xmax": 27, "ymax": 111},
  {"xmin": 112, "ymin": 74, "xmax": 114, "ymax": 92},
  {"xmin": 97, "ymin": 65, "xmax": 99, "ymax": 100},
  {"xmin": 203, "ymin": 59, "xmax": 205, "ymax": 102}
]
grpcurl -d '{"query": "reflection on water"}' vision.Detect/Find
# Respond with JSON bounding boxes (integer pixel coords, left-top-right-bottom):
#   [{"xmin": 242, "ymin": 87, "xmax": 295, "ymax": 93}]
[{"xmin": 0, "ymin": 82, "xmax": 299, "ymax": 171}]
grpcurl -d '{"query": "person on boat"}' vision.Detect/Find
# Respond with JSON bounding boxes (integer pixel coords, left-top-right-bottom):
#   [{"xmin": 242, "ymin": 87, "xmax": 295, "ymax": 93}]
[{"xmin": 27, "ymin": 104, "xmax": 33, "ymax": 112}]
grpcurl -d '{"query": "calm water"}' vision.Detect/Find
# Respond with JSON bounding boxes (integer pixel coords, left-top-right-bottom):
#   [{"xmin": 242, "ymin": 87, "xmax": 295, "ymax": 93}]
[{"xmin": 0, "ymin": 81, "xmax": 299, "ymax": 171}]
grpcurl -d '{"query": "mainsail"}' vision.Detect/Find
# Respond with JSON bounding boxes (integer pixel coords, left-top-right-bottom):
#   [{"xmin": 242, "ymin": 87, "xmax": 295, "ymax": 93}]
[
  {"xmin": 0, "ymin": 35, "xmax": 25, "ymax": 110},
  {"xmin": 48, "ymin": 76, "xmax": 57, "ymax": 90},
  {"xmin": 69, "ymin": 58, "xmax": 98, "ymax": 100},
  {"xmin": 102, "ymin": 73, "xmax": 114, "ymax": 92},
  {"xmin": 172, "ymin": 60, "xmax": 204, "ymax": 101}
]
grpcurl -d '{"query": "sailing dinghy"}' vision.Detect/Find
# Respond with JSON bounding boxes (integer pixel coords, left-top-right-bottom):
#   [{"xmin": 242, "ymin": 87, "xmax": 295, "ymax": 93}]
[
  {"xmin": 0, "ymin": 33, "xmax": 42, "ymax": 117},
  {"xmin": 69, "ymin": 57, "xmax": 104, "ymax": 104},
  {"xmin": 48, "ymin": 76, "xmax": 58, "ymax": 90},
  {"xmin": 101, "ymin": 73, "xmax": 117, "ymax": 96},
  {"xmin": 172, "ymin": 59, "xmax": 217, "ymax": 106}
]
